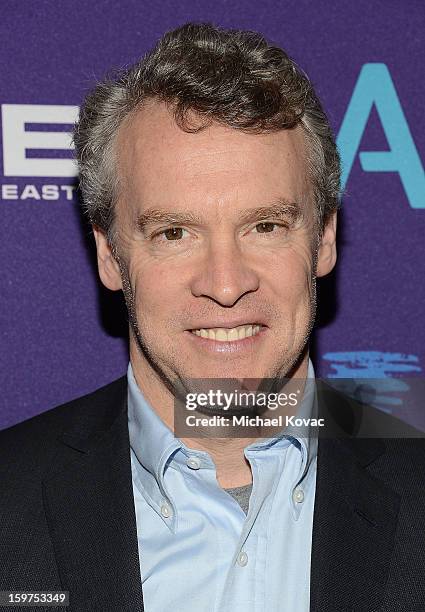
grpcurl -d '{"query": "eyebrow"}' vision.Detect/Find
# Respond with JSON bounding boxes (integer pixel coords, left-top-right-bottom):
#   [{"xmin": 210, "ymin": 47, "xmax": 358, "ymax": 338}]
[
  {"xmin": 135, "ymin": 198, "xmax": 303, "ymax": 233},
  {"xmin": 238, "ymin": 200, "xmax": 303, "ymax": 225}
]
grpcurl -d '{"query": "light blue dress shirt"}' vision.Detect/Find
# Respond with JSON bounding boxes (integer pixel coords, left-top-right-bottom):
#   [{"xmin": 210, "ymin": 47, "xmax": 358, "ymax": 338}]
[{"xmin": 127, "ymin": 360, "xmax": 318, "ymax": 612}]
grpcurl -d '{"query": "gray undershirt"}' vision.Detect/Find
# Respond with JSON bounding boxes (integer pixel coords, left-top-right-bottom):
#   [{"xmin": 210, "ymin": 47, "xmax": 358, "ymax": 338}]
[{"xmin": 224, "ymin": 483, "xmax": 253, "ymax": 515}]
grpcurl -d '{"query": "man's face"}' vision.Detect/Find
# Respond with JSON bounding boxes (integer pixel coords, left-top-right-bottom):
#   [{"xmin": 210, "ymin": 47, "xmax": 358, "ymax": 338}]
[{"xmin": 95, "ymin": 101, "xmax": 337, "ymax": 388}]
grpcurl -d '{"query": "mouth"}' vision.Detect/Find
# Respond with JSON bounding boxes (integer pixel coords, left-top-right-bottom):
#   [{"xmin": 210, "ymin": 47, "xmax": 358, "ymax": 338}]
[{"xmin": 189, "ymin": 323, "xmax": 265, "ymax": 342}]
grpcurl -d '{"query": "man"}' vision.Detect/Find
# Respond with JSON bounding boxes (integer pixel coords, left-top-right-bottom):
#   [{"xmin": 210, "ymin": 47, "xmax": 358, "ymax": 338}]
[{"xmin": 0, "ymin": 23, "xmax": 424, "ymax": 612}]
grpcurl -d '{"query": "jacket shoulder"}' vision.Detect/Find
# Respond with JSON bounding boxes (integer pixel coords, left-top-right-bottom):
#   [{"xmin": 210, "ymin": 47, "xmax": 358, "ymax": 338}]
[{"xmin": 0, "ymin": 375, "xmax": 128, "ymax": 478}]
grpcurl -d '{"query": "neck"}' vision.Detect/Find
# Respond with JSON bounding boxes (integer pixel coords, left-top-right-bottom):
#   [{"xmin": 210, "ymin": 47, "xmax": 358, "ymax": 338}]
[{"xmin": 129, "ymin": 340, "xmax": 310, "ymax": 489}]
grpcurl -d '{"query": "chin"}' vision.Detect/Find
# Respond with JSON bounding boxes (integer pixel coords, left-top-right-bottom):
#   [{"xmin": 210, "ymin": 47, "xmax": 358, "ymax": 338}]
[{"xmin": 182, "ymin": 360, "xmax": 280, "ymax": 382}]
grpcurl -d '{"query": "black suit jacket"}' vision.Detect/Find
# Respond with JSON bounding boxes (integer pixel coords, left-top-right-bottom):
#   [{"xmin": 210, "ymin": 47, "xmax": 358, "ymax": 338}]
[{"xmin": 0, "ymin": 376, "xmax": 424, "ymax": 611}]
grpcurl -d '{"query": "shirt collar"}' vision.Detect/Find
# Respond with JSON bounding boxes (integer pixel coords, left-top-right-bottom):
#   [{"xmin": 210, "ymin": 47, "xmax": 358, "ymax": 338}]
[
  {"xmin": 244, "ymin": 359, "xmax": 318, "ymax": 519},
  {"xmin": 287, "ymin": 357, "xmax": 318, "ymax": 487},
  {"xmin": 127, "ymin": 358, "xmax": 317, "ymax": 523},
  {"xmin": 127, "ymin": 362, "xmax": 180, "ymax": 484},
  {"xmin": 245, "ymin": 359, "xmax": 316, "ymax": 446}
]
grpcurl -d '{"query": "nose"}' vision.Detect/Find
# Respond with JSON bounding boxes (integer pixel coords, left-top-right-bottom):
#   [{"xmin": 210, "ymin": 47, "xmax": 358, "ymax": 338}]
[{"xmin": 190, "ymin": 236, "xmax": 260, "ymax": 306}]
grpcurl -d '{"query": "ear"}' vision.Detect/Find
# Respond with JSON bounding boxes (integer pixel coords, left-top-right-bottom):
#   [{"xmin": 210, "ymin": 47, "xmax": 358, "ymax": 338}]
[
  {"xmin": 316, "ymin": 212, "xmax": 337, "ymax": 277},
  {"xmin": 92, "ymin": 225, "xmax": 123, "ymax": 291}
]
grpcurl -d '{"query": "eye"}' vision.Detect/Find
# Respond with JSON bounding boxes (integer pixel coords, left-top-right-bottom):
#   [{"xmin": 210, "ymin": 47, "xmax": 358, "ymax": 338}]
[
  {"xmin": 157, "ymin": 227, "xmax": 187, "ymax": 241},
  {"xmin": 254, "ymin": 222, "xmax": 282, "ymax": 233}
]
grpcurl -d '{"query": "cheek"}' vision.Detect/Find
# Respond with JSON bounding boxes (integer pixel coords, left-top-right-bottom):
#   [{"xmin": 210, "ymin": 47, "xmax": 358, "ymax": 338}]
[
  {"xmin": 129, "ymin": 258, "xmax": 182, "ymax": 317},
  {"xmin": 268, "ymin": 246, "xmax": 314, "ymax": 304}
]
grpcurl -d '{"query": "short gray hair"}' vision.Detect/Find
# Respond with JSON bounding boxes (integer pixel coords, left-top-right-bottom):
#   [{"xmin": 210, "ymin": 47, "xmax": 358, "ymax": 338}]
[{"xmin": 73, "ymin": 22, "xmax": 341, "ymax": 247}]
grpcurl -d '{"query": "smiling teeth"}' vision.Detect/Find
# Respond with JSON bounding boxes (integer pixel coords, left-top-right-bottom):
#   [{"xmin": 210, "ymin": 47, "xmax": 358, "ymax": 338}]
[{"xmin": 192, "ymin": 324, "xmax": 261, "ymax": 341}]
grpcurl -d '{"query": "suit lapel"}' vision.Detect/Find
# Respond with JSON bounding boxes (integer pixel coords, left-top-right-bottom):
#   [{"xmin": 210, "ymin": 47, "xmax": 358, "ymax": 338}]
[
  {"xmin": 310, "ymin": 384, "xmax": 401, "ymax": 612},
  {"xmin": 42, "ymin": 377, "xmax": 144, "ymax": 612}
]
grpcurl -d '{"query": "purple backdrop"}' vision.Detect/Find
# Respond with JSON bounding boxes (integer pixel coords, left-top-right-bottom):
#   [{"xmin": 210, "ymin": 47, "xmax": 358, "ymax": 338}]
[{"xmin": 1, "ymin": 0, "xmax": 424, "ymax": 429}]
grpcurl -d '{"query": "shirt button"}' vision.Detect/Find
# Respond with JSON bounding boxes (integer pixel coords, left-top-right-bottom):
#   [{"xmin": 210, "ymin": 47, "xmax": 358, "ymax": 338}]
[
  {"xmin": 237, "ymin": 551, "xmax": 248, "ymax": 567},
  {"xmin": 187, "ymin": 457, "xmax": 201, "ymax": 470},
  {"xmin": 293, "ymin": 487, "xmax": 305, "ymax": 504},
  {"xmin": 160, "ymin": 502, "xmax": 172, "ymax": 518}
]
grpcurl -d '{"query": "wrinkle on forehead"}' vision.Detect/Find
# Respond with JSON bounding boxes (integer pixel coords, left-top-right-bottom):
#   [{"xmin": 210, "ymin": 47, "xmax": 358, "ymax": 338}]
[{"xmin": 115, "ymin": 100, "xmax": 313, "ymax": 228}]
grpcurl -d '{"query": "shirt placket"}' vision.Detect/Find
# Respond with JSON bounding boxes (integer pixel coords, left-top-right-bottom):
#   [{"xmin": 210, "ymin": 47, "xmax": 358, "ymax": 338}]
[{"xmin": 219, "ymin": 449, "xmax": 286, "ymax": 612}]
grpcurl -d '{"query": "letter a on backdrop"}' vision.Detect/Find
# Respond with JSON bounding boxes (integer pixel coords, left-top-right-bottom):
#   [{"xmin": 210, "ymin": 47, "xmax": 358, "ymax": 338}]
[{"xmin": 337, "ymin": 63, "xmax": 425, "ymax": 209}]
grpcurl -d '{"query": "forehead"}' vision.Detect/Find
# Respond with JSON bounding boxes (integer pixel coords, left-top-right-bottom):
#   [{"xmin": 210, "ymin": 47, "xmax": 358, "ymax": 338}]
[{"xmin": 116, "ymin": 100, "xmax": 311, "ymax": 214}]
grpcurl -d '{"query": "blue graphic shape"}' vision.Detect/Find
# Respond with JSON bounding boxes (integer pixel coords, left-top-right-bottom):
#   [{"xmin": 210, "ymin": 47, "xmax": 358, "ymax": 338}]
[
  {"xmin": 322, "ymin": 351, "xmax": 421, "ymax": 378},
  {"xmin": 321, "ymin": 351, "xmax": 422, "ymax": 414},
  {"xmin": 337, "ymin": 63, "xmax": 425, "ymax": 209}
]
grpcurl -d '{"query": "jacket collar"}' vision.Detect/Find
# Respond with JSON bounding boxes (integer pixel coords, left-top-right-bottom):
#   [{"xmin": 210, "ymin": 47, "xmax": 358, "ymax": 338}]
[
  {"xmin": 310, "ymin": 381, "xmax": 399, "ymax": 611},
  {"xmin": 43, "ymin": 375, "xmax": 145, "ymax": 612}
]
